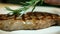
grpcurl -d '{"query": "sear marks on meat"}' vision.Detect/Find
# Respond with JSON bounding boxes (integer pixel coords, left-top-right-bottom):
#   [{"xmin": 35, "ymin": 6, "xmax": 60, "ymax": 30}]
[{"xmin": 0, "ymin": 12, "xmax": 60, "ymax": 31}]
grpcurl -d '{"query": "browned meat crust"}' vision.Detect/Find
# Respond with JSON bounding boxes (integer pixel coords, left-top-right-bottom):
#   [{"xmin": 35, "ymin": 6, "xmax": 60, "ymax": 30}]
[{"xmin": 0, "ymin": 12, "xmax": 60, "ymax": 31}]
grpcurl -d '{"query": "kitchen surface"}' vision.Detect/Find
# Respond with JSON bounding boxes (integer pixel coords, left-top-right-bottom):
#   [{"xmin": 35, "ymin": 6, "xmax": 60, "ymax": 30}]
[{"xmin": 0, "ymin": 3, "xmax": 19, "ymax": 8}]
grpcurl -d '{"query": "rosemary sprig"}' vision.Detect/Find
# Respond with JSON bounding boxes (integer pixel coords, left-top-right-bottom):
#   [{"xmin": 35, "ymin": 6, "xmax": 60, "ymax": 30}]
[
  {"xmin": 6, "ymin": 0, "xmax": 44, "ymax": 16},
  {"xmin": 31, "ymin": 0, "xmax": 41, "ymax": 12}
]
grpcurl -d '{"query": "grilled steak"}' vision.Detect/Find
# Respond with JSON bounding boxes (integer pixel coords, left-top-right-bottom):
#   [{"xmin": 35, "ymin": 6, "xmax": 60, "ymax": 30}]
[{"xmin": 0, "ymin": 12, "xmax": 60, "ymax": 31}]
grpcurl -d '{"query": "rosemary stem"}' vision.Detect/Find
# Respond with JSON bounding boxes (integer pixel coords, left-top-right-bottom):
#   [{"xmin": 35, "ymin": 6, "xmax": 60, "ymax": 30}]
[
  {"xmin": 31, "ymin": 0, "xmax": 40, "ymax": 12},
  {"xmin": 31, "ymin": 5, "xmax": 36, "ymax": 12}
]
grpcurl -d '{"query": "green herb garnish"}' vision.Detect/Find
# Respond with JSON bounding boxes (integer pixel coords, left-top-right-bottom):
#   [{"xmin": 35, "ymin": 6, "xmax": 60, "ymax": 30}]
[{"xmin": 6, "ymin": 0, "xmax": 44, "ymax": 16}]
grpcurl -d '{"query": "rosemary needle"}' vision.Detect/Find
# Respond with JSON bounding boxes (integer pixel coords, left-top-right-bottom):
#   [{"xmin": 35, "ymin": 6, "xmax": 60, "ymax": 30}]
[{"xmin": 6, "ymin": 0, "xmax": 44, "ymax": 16}]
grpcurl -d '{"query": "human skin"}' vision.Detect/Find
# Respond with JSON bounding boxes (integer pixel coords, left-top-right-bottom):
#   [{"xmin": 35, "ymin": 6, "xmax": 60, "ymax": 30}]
[{"xmin": 44, "ymin": 0, "xmax": 60, "ymax": 5}]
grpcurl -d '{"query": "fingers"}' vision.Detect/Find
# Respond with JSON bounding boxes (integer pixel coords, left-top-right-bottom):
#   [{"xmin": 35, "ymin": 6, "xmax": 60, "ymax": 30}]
[{"xmin": 44, "ymin": 0, "xmax": 60, "ymax": 5}]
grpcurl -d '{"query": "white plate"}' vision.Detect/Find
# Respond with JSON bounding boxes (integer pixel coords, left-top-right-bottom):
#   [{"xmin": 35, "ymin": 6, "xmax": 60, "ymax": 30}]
[{"xmin": 0, "ymin": 6, "xmax": 60, "ymax": 34}]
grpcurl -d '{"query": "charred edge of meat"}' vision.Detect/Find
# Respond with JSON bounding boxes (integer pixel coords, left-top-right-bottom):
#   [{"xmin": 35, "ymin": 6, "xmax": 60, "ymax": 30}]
[{"xmin": 0, "ymin": 12, "xmax": 59, "ymax": 20}]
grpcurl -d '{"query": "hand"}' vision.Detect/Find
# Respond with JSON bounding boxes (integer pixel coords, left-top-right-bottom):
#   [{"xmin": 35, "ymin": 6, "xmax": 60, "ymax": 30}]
[{"xmin": 44, "ymin": 0, "xmax": 60, "ymax": 5}]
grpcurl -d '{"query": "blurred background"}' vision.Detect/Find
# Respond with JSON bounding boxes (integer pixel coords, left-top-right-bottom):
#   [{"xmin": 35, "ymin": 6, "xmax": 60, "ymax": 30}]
[{"xmin": 0, "ymin": 0, "xmax": 60, "ymax": 7}]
